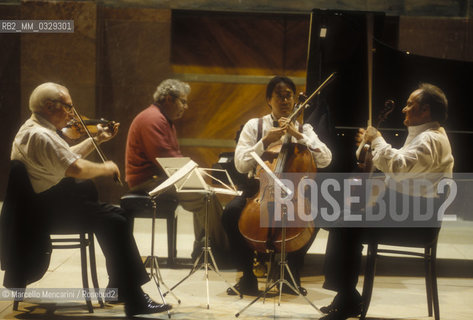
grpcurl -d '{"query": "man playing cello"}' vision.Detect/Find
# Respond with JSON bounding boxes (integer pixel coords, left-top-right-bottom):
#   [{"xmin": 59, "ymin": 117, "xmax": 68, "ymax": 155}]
[{"xmin": 222, "ymin": 76, "xmax": 332, "ymax": 296}]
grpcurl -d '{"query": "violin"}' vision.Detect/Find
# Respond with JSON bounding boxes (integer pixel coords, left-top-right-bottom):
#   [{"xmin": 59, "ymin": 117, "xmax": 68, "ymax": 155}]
[
  {"xmin": 63, "ymin": 109, "xmax": 123, "ymax": 186},
  {"xmin": 238, "ymin": 73, "xmax": 335, "ymax": 254},
  {"xmin": 61, "ymin": 116, "xmax": 117, "ymax": 141},
  {"xmin": 357, "ymin": 100, "xmax": 395, "ymax": 172}
]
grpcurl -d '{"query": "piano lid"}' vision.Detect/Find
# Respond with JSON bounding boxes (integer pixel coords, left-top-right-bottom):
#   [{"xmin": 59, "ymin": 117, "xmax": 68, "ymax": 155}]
[
  {"xmin": 373, "ymin": 40, "xmax": 473, "ymax": 133},
  {"xmin": 305, "ymin": 9, "xmax": 473, "ymax": 172}
]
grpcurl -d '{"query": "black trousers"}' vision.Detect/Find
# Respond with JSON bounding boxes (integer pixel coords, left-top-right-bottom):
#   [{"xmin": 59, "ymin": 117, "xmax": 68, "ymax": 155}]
[
  {"xmin": 222, "ymin": 195, "xmax": 317, "ymax": 284},
  {"xmin": 323, "ymin": 190, "xmax": 443, "ymax": 294},
  {"xmin": 37, "ymin": 178, "xmax": 149, "ymax": 294}
]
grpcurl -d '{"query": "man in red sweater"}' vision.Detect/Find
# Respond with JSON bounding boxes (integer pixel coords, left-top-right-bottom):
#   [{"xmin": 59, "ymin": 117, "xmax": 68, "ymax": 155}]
[{"xmin": 125, "ymin": 79, "xmax": 229, "ymax": 260}]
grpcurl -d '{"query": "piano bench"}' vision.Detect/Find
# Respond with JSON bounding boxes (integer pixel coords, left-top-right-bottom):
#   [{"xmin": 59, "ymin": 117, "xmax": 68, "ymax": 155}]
[{"xmin": 120, "ymin": 194, "xmax": 179, "ymax": 266}]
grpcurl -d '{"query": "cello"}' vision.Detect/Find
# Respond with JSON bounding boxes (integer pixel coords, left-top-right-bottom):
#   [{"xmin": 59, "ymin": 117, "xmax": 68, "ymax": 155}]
[{"xmin": 238, "ymin": 73, "xmax": 335, "ymax": 253}]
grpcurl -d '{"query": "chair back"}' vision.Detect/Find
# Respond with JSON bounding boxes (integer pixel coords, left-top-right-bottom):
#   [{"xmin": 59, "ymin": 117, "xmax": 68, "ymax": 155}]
[
  {"xmin": 0, "ymin": 160, "xmax": 51, "ymax": 288},
  {"xmin": 364, "ymin": 227, "xmax": 440, "ymax": 249}
]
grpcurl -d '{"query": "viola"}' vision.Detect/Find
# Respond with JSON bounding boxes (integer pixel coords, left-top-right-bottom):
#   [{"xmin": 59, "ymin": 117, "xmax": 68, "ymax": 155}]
[{"xmin": 357, "ymin": 100, "xmax": 395, "ymax": 172}]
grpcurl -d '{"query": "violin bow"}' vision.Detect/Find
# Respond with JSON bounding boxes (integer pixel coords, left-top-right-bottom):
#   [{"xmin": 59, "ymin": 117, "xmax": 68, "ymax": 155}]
[{"xmin": 71, "ymin": 107, "xmax": 123, "ymax": 186}]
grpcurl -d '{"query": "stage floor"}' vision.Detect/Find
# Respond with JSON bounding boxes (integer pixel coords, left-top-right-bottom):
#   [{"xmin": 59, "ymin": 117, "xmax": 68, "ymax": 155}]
[{"xmin": 1, "ymin": 206, "xmax": 472, "ymax": 320}]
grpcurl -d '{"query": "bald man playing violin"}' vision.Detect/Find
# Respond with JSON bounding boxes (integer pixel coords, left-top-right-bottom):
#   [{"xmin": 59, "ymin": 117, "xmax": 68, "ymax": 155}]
[
  {"xmin": 319, "ymin": 83, "xmax": 454, "ymax": 320},
  {"xmin": 9, "ymin": 82, "xmax": 171, "ymax": 317}
]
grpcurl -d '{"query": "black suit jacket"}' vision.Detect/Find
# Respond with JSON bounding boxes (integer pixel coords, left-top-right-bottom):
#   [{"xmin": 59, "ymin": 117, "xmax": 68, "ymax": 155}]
[{"xmin": 0, "ymin": 160, "xmax": 51, "ymax": 289}]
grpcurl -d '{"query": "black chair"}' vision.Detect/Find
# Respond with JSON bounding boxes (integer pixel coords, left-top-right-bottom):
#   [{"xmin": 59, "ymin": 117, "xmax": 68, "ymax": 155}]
[
  {"xmin": 0, "ymin": 160, "xmax": 103, "ymax": 313},
  {"xmin": 361, "ymin": 228, "xmax": 441, "ymax": 320},
  {"xmin": 13, "ymin": 232, "xmax": 103, "ymax": 313},
  {"xmin": 120, "ymin": 194, "xmax": 178, "ymax": 266}
]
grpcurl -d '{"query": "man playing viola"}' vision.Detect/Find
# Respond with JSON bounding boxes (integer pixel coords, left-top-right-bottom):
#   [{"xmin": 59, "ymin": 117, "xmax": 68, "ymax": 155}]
[{"xmin": 320, "ymin": 83, "xmax": 454, "ymax": 320}]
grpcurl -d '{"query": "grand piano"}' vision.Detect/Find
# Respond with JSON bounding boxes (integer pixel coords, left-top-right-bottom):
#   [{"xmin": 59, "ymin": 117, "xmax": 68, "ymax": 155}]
[
  {"xmin": 304, "ymin": 9, "xmax": 473, "ymax": 220},
  {"xmin": 214, "ymin": 9, "xmax": 473, "ymax": 220}
]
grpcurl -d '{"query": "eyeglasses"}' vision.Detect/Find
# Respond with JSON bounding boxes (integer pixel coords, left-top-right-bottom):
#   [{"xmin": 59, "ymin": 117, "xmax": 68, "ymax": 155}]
[
  {"xmin": 273, "ymin": 93, "xmax": 294, "ymax": 102},
  {"xmin": 50, "ymin": 99, "xmax": 74, "ymax": 112}
]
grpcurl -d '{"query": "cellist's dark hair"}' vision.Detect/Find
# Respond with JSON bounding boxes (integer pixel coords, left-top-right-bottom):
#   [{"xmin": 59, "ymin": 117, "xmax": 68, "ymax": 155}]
[{"xmin": 266, "ymin": 76, "xmax": 296, "ymax": 101}]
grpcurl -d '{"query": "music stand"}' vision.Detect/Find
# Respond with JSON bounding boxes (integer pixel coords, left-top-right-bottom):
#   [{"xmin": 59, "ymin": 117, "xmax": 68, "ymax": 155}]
[
  {"xmin": 150, "ymin": 159, "xmax": 242, "ymax": 309},
  {"xmin": 235, "ymin": 152, "xmax": 320, "ymax": 317},
  {"xmin": 147, "ymin": 197, "xmax": 181, "ymax": 319},
  {"xmin": 137, "ymin": 170, "xmax": 186, "ymax": 319}
]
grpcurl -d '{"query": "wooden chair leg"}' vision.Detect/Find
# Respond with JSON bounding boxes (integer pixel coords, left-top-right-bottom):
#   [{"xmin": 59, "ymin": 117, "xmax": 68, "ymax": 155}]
[
  {"xmin": 88, "ymin": 233, "xmax": 104, "ymax": 307},
  {"xmin": 13, "ymin": 298, "xmax": 19, "ymax": 311},
  {"xmin": 80, "ymin": 233, "xmax": 94, "ymax": 313},
  {"xmin": 361, "ymin": 243, "xmax": 378, "ymax": 320},
  {"xmin": 166, "ymin": 215, "xmax": 178, "ymax": 266},
  {"xmin": 430, "ymin": 245, "xmax": 440, "ymax": 320},
  {"xmin": 11, "ymin": 287, "xmax": 24, "ymax": 311},
  {"xmin": 172, "ymin": 215, "xmax": 178, "ymax": 260},
  {"xmin": 424, "ymin": 246, "xmax": 433, "ymax": 316}
]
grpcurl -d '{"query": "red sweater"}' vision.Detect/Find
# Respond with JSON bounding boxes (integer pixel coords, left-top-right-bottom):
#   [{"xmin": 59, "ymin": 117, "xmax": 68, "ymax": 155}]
[{"xmin": 125, "ymin": 105, "xmax": 182, "ymax": 188}]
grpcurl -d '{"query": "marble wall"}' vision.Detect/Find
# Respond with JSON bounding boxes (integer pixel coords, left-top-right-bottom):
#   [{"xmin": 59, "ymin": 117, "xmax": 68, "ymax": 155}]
[
  {"xmin": 95, "ymin": 6, "xmax": 172, "ymax": 200},
  {"xmin": 0, "ymin": 5, "xmax": 21, "ymax": 202},
  {"xmin": 1, "ymin": 1, "xmax": 472, "ymax": 203},
  {"xmin": 171, "ymin": 11, "xmax": 310, "ymax": 170},
  {"xmin": 95, "ymin": 0, "xmax": 473, "ymax": 18},
  {"xmin": 0, "ymin": 2, "xmax": 173, "ymax": 202}
]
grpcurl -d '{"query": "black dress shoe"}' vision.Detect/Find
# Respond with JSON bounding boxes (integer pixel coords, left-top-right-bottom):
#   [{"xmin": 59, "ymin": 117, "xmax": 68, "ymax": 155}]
[
  {"xmin": 319, "ymin": 310, "xmax": 348, "ymax": 320},
  {"xmin": 320, "ymin": 291, "xmax": 362, "ymax": 314},
  {"xmin": 124, "ymin": 293, "xmax": 172, "ymax": 317},
  {"xmin": 319, "ymin": 295, "xmax": 362, "ymax": 320},
  {"xmin": 319, "ymin": 305, "xmax": 362, "ymax": 320},
  {"xmin": 227, "ymin": 276, "xmax": 259, "ymax": 296},
  {"xmin": 320, "ymin": 295, "xmax": 340, "ymax": 314}
]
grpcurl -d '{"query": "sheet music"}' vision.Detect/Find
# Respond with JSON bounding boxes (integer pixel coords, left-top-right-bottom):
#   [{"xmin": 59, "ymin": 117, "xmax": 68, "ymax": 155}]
[
  {"xmin": 150, "ymin": 158, "xmax": 241, "ymax": 197},
  {"xmin": 149, "ymin": 160, "xmax": 198, "ymax": 197}
]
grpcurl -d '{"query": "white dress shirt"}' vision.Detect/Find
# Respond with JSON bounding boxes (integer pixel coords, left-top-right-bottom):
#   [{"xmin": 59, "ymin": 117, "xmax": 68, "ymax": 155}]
[
  {"xmin": 371, "ymin": 121, "xmax": 454, "ymax": 197},
  {"xmin": 234, "ymin": 113, "xmax": 332, "ymax": 174},
  {"xmin": 11, "ymin": 113, "xmax": 80, "ymax": 193}
]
